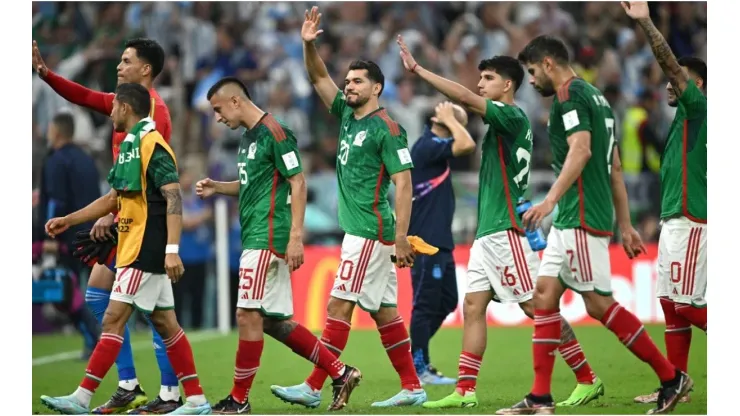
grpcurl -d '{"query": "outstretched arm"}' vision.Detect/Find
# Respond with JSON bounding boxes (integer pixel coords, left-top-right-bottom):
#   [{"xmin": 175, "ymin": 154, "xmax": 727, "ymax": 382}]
[
  {"xmin": 302, "ymin": 7, "xmax": 340, "ymax": 109},
  {"xmin": 66, "ymin": 189, "xmax": 118, "ymax": 226}
]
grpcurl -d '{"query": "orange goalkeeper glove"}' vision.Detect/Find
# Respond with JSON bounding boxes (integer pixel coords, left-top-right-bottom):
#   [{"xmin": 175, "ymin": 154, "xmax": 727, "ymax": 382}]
[{"xmin": 390, "ymin": 235, "xmax": 439, "ymax": 264}]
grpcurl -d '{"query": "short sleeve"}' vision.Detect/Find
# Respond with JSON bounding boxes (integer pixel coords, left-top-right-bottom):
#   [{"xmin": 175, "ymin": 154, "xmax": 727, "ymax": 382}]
[
  {"xmin": 272, "ymin": 130, "xmax": 303, "ymax": 178},
  {"xmin": 484, "ymin": 100, "xmax": 519, "ymax": 135},
  {"xmin": 559, "ymin": 91, "xmax": 592, "ymax": 136},
  {"xmin": 413, "ymin": 137, "xmax": 453, "ymax": 167},
  {"xmin": 148, "ymin": 144, "xmax": 179, "ymax": 189},
  {"xmin": 330, "ymin": 90, "xmax": 348, "ymax": 118},
  {"xmin": 679, "ymin": 80, "xmax": 707, "ymax": 118},
  {"xmin": 380, "ymin": 129, "xmax": 414, "ymax": 175}
]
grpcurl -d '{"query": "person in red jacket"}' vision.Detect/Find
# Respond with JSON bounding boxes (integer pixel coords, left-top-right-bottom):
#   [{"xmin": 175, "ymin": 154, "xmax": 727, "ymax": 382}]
[{"xmin": 33, "ymin": 38, "xmax": 181, "ymax": 415}]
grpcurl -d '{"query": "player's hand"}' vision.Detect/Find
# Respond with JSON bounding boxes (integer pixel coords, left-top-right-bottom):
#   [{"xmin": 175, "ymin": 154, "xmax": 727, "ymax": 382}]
[
  {"xmin": 397, "ymin": 35, "xmax": 419, "ymax": 73},
  {"xmin": 91, "ymin": 214, "xmax": 115, "ymax": 242},
  {"xmin": 431, "ymin": 102, "xmax": 456, "ymax": 125},
  {"xmin": 286, "ymin": 235, "xmax": 305, "ymax": 273},
  {"xmin": 32, "ymin": 40, "xmax": 49, "ymax": 78},
  {"xmin": 621, "ymin": 1, "xmax": 650, "ymax": 20},
  {"xmin": 301, "ymin": 6, "xmax": 324, "ymax": 43},
  {"xmin": 522, "ymin": 199, "xmax": 555, "ymax": 231},
  {"xmin": 394, "ymin": 236, "xmax": 416, "ymax": 268},
  {"xmin": 165, "ymin": 253, "xmax": 185, "ymax": 283},
  {"xmin": 45, "ymin": 217, "xmax": 70, "ymax": 238},
  {"xmin": 621, "ymin": 227, "xmax": 647, "ymax": 259},
  {"xmin": 195, "ymin": 178, "xmax": 217, "ymax": 199}
]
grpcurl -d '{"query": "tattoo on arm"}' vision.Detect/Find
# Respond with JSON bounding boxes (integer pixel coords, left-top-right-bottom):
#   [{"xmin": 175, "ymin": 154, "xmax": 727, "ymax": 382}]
[
  {"xmin": 263, "ymin": 318, "xmax": 298, "ymax": 342},
  {"xmin": 161, "ymin": 189, "xmax": 183, "ymax": 215},
  {"xmin": 559, "ymin": 317, "xmax": 577, "ymax": 343},
  {"xmin": 638, "ymin": 18, "xmax": 688, "ymax": 95}
]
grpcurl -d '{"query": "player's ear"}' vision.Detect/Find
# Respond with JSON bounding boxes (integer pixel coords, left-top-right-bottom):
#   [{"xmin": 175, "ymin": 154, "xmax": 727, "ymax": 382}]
[
  {"xmin": 504, "ymin": 79, "xmax": 512, "ymax": 93},
  {"xmin": 141, "ymin": 63, "xmax": 152, "ymax": 78},
  {"xmin": 373, "ymin": 82, "xmax": 382, "ymax": 97}
]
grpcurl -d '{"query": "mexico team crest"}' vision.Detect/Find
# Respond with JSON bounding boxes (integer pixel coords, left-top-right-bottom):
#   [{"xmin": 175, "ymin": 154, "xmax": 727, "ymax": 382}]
[
  {"xmin": 353, "ymin": 131, "xmax": 367, "ymax": 147},
  {"xmin": 247, "ymin": 142, "xmax": 257, "ymax": 159}
]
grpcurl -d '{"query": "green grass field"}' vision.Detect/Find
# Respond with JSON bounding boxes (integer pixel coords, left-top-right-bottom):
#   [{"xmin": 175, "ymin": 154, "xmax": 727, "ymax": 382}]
[{"xmin": 32, "ymin": 325, "xmax": 706, "ymax": 415}]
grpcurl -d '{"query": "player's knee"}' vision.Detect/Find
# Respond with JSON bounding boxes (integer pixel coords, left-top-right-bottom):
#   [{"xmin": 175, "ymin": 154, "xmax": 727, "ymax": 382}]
[
  {"xmin": 149, "ymin": 310, "xmax": 180, "ymax": 339},
  {"xmin": 101, "ymin": 307, "xmax": 128, "ymax": 334},
  {"xmin": 88, "ymin": 264, "xmax": 116, "ymax": 290},
  {"xmin": 519, "ymin": 299, "xmax": 535, "ymax": 319},
  {"xmin": 533, "ymin": 278, "xmax": 560, "ymax": 310},
  {"xmin": 371, "ymin": 306, "xmax": 399, "ymax": 326},
  {"xmin": 236, "ymin": 307, "xmax": 263, "ymax": 331},
  {"xmin": 462, "ymin": 295, "xmax": 486, "ymax": 321},
  {"xmin": 326, "ymin": 296, "xmax": 354, "ymax": 322},
  {"xmin": 582, "ymin": 292, "xmax": 614, "ymax": 321}
]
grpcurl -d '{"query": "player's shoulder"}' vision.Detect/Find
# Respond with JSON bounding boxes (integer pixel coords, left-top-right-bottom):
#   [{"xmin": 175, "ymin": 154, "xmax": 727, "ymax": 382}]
[
  {"xmin": 149, "ymin": 89, "xmax": 171, "ymax": 120},
  {"xmin": 556, "ymin": 77, "xmax": 593, "ymax": 104},
  {"xmin": 370, "ymin": 108, "xmax": 406, "ymax": 138},
  {"xmin": 259, "ymin": 113, "xmax": 295, "ymax": 143}
]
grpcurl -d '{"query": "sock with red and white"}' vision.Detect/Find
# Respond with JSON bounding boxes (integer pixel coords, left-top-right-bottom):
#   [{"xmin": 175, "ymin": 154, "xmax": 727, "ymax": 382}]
[
  {"xmin": 674, "ymin": 303, "xmax": 707, "ymax": 333},
  {"xmin": 163, "ymin": 329, "xmax": 207, "ymax": 405},
  {"xmin": 558, "ymin": 339, "xmax": 596, "ymax": 384},
  {"xmin": 74, "ymin": 333, "xmax": 125, "ymax": 407},
  {"xmin": 378, "ymin": 316, "xmax": 422, "ymax": 391},
  {"xmin": 305, "ymin": 317, "xmax": 351, "ymax": 391},
  {"xmin": 531, "ymin": 309, "xmax": 561, "ymax": 397},
  {"xmin": 456, "ymin": 351, "xmax": 482, "ymax": 395},
  {"xmin": 660, "ymin": 298, "xmax": 692, "ymax": 372},
  {"xmin": 602, "ymin": 303, "xmax": 677, "ymax": 383},
  {"xmin": 283, "ymin": 323, "xmax": 346, "ymax": 379},
  {"xmin": 230, "ymin": 339, "xmax": 263, "ymax": 404}
]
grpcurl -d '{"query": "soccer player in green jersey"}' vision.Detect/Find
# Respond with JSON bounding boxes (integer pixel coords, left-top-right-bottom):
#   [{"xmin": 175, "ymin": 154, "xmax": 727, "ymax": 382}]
[
  {"xmin": 623, "ymin": 1, "xmax": 707, "ymax": 406},
  {"xmin": 495, "ymin": 35, "xmax": 692, "ymax": 415},
  {"xmin": 270, "ymin": 6, "xmax": 426, "ymax": 408},
  {"xmin": 195, "ymin": 77, "xmax": 362, "ymax": 413},
  {"xmin": 396, "ymin": 36, "xmax": 604, "ymax": 409}
]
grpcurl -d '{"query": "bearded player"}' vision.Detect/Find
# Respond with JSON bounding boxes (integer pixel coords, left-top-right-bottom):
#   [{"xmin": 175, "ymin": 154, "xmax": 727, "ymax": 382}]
[
  {"xmin": 194, "ymin": 77, "xmax": 362, "ymax": 413},
  {"xmin": 495, "ymin": 35, "xmax": 692, "ymax": 415},
  {"xmin": 623, "ymin": 1, "xmax": 707, "ymax": 406},
  {"xmin": 396, "ymin": 36, "xmax": 604, "ymax": 408},
  {"xmin": 32, "ymin": 38, "xmax": 180, "ymax": 414},
  {"xmin": 270, "ymin": 6, "xmax": 426, "ymax": 408}
]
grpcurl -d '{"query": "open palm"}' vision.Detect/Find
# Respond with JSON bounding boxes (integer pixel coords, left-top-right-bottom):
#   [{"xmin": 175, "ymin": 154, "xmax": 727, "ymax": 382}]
[
  {"xmin": 302, "ymin": 6, "xmax": 324, "ymax": 42},
  {"xmin": 621, "ymin": 1, "xmax": 650, "ymax": 20}
]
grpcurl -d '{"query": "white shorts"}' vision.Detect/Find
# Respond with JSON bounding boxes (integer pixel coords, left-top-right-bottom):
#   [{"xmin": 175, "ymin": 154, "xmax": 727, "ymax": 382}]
[
  {"xmin": 110, "ymin": 266, "xmax": 174, "ymax": 313},
  {"xmin": 657, "ymin": 217, "xmax": 707, "ymax": 306},
  {"xmin": 330, "ymin": 234, "xmax": 397, "ymax": 313},
  {"xmin": 237, "ymin": 249, "xmax": 293, "ymax": 319},
  {"xmin": 467, "ymin": 229, "xmax": 539, "ymax": 303},
  {"xmin": 538, "ymin": 228, "xmax": 612, "ymax": 295}
]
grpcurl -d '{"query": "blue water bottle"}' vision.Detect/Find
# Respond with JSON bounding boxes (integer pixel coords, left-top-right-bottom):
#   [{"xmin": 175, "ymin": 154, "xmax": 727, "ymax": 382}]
[{"xmin": 515, "ymin": 197, "xmax": 548, "ymax": 251}]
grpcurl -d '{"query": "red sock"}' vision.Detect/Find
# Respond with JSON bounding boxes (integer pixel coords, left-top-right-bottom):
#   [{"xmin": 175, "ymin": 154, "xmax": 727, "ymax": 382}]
[
  {"xmin": 661, "ymin": 299, "xmax": 692, "ymax": 372},
  {"xmin": 675, "ymin": 304, "xmax": 707, "ymax": 332},
  {"xmin": 284, "ymin": 323, "xmax": 345, "ymax": 379},
  {"xmin": 305, "ymin": 317, "xmax": 351, "ymax": 390},
  {"xmin": 531, "ymin": 309, "xmax": 561, "ymax": 396},
  {"xmin": 456, "ymin": 351, "xmax": 482, "ymax": 394},
  {"xmin": 378, "ymin": 316, "xmax": 421, "ymax": 391},
  {"xmin": 164, "ymin": 329, "xmax": 204, "ymax": 398},
  {"xmin": 80, "ymin": 333, "xmax": 124, "ymax": 393},
  {"xmin": 602, "ymin": 303, "xmax": 676, "ymax": 382},
  {"xmin": 230, "ymin": 339, "xmax": 263, "ymax": 404},
  {"xmin": 558, "ymin": 339, "xmax": 595, "ymax": 384}
]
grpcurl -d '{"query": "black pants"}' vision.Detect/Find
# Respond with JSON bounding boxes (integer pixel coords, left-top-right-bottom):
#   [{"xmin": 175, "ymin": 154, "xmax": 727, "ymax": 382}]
[
  {"xmin": 173, "ymin": 262, "xmax": 207, "ymax": 329},
  {"xmin": 409, "ymin": 250, "xmax": 459, "ymax": 367}
]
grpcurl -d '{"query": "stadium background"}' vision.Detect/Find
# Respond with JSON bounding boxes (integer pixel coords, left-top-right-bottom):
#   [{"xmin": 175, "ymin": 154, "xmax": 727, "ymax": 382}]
[{"xmin": 31, "ymin": 2, "xmax": 706, "ymax": 413}]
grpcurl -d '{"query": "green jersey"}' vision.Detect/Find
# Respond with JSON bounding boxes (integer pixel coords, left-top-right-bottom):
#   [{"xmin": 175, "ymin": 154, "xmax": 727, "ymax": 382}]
[
  {"xmin": 548, "ymin": 78, "xmax": 616, "ymax": 235},
  {"xmin": 660, "ymin": 80, "xmax": 707, "ymax": 222},
  {"xmin": 237, "ymin": 114, "xmax": 303, "ymax": 255},
  {"xmin": 476, "ymin": 100, "xmax": 533, "ymax": 238},
  {"xmin": 330, "ymin": 91, "xmax": 414, "ymax": 243}
]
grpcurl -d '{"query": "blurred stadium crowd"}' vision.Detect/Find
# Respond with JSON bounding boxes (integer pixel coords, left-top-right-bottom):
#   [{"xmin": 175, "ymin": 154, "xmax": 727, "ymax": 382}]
[{"xmin": 32, "ymin": 1, "xmax": 707, "ymax": 329}]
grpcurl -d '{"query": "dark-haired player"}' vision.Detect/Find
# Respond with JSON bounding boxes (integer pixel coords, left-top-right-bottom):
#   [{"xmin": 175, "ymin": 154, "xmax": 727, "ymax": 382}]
[
  {"xmin": 194, "ymin": 77, "xmax": 362, "ymax": 413},
  {"xmin": 32, "ymin": 38, "xmax": 180, "ymax": 414},
  {"xmin": 496, "ymin": 34, "xmax": 691, "ymax": 415},
  {"xmin": 270, "ymin": 6, "xmax": 426, "ymax": 409},
  {"xmin": 623, "ymin": 1, "xmax": 707, "ymax": 406},
  {"xmin": 396, "ymin": 36, "xmax": 604, "ymax": 409}
]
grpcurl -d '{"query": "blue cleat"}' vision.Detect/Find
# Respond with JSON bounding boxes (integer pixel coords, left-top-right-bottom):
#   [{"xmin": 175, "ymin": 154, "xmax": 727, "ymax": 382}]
[
  {"xmin": 270, "ymin": 382, "xmax": 322, "ymax": 409},
  {"xmin": 419, "ymin": 365, "xmax": 457, "ymax": 386},
  {"xmin": 371, "ymin": 389, "xmax": 427, "ymax": 407},
  {"xmin": 40, "ymin": 394, "xmax": 90, "ymax": 415},
  {"xmin": 165, "ymin": 400, "xmax": 211, "ymax": 415}
]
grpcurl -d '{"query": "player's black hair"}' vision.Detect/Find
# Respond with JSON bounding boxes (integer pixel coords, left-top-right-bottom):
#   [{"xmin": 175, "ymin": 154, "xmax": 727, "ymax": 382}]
[
  {"xmin": 478, "ymin": 56, "xmax": 525, "ymax": 92},
  {"xmin": 517, "ymin": 35, "xmax": 570, "ymax": 66},
  {"xmin": 51, "ymin": 112, "xmax": 75, "ymax": 139},
  {"xmin": 206, "ymin": 76, "xmax": 252, "ymax": 100},
  {"xmin": 115, "ymin": 83, "xmax": 152, "ymax": 118},
  {"xmin": 677, "ymin": 56, "xmax": 707, "ymax": 87},
  {"xmin": 124, "ymin": 38, "xmax": 166, "ymax": 79},
  {"xmin": 348, "ymin": 60, "xmax": 385, "ymax": 96}
]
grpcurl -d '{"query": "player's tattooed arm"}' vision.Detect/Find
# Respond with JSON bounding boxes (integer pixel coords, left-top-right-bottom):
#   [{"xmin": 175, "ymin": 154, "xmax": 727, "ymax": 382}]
[
  {"xmin": 263, "ymin": 318, "xmax": 298, "ymax": 342},
  {"xmin": 160, "ymin": 183, "xmax": 183, "ymax": 245},
  {"xmin": 559, "ymin": 317, "xmax": 577, "ymax": 343}
]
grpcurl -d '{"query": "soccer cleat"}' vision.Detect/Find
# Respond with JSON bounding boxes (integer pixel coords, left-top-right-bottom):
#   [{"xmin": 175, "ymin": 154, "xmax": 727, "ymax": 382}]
[
  {"xmin": 634, "ymin": 388, "xmax": 691, "ymax": 404},
  {"xmin": 557, "ymin": 377, "xmax": 605, "ymax": 406},
  {"xmin": 647, "ymin": 372, "xmax": 693, "ymax": 414},
  {"xmin": 419, "ymin": 365, "xmax": 457, "ymax": 386},
  {"xmin": 93, "ymin": 385, "xmax": 149, "ymax": 414},
  {"xmin": 328, "ymin": 365, "xmax": 362, "ymax": 411},
  {"xmin": 127, "ymin": 396, "xmax": 183, "ymax": 414},
  {"xmin": 40, "ymin": 394, "xmax": 90, "ymax": 415},
  {"xmin": 371, "ymin": 389, "xmax": 427, "ymax": 407},
  {"xmin": 269, "ymin": 382, "xmax": 322, "ymax": 408},
  {"xmin": 422, "ymin": 391, "xmax": 478, "ymax": 408},
  {"xmin": 211, "ymin": 395, "xmax": 251, "ymax": 414},
  {"xmin": 165, "ymin": 400, "xmax": 212, "ymax": 415},
  {"xmin": 495, "ymin": 395, "xmax": 555, "ymax": 415}
]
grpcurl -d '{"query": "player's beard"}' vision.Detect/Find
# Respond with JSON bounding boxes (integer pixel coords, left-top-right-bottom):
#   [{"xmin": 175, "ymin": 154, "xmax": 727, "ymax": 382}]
[
  {"xmin": 346, "ymin": 93, "xmax": 369, "ymax": 109},
  {"xmin": 534, "ymin": 76, "xmax": 556, "ymax": 97}
]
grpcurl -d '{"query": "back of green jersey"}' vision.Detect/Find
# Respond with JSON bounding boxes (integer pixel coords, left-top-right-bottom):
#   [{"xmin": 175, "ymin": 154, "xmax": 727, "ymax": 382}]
[
  {"xmin": 476, "ymin": 100, "xmax": 533, "ymax": 238},
  {"xmin": 548, "ymin": 78, "xmax": 615, "ymax": 235}
]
